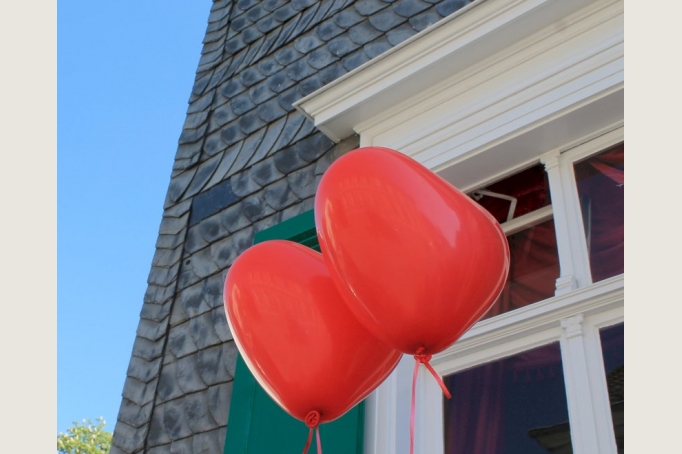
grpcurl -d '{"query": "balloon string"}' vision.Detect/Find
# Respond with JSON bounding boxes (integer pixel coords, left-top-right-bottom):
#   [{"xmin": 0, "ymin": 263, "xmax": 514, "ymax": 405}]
[
  {"xmin": 410, "ymin": 351, "xmax": 452, "ymax": 454},
  {"xmin": 302, "ymin": 410, "xmax": 321, "ymax": 454},
  {"xmin": 302, "ymin": 427, "xmax": 313, "ymax": 454}
]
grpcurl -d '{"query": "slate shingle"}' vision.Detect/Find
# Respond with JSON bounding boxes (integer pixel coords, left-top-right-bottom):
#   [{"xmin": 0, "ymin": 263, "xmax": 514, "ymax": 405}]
[
  {"xmin": 436, "ymin": 0, "xmax": 470, "ymax": 18},
  {"xmin": 251, "ymin": 156, "xmax": 285, "ymax": 187},
  {"xmin": 257, "ymin": 56, "xmax": 283, "ymax": 76},
  {"xmin": 387, "ymin": 22, "xmax": 418, "ymax": 45},
  {"xmin": 364, "ymin": 36, "xmax": 393, "ymax": 59},
  {"xmin": 369, "ymin": 7, "xmax": 407, "ymax": 31},
  {"xmin": 308, "ymin": 46, "xmax": 338, "ymax": 69},
  {"xmin": 224, "ymin": 35, "xmax": 247, "ymax": 55},
  {"xmin": 256, "ymin": 14, "xmax": 280, "ymax": 34},
  {"xmin": 316, "ymin": 19, "xmax": 345, "ymax": 41},
  {"xmin": 294, "ymin": 33, "xmax": 325, "ymax": 54},
  {"xmin": 409, "ymin": 8, "xmax": 443, "ymax": 31},
  {"xmin": 319, "ymin": 61, "xmax": 346, "ymax": 85},
  {"xmin": 349, "ymin": 20, "xmax": 383, "ymax": 45},
  {"xmin": 355, "ymin": 0, "xmax": 389, "ymax": 16},
  {"xmin": 239, "ymin": 111, "xmax": 266, "ymax": 135},
  {"xmin": 328, "ymin": 34, "xmax": 362, "ymax": 57},
  {"xmin": 342, "ymin": 48, "xmax": 371, "ymax": 71},
  {"xmin": 274, "ymin": 3, "xmax": 299, "ymax": 22},
  {"xmin": 287, "ymin": 58, "xmax": 316, "ymax": 82}
]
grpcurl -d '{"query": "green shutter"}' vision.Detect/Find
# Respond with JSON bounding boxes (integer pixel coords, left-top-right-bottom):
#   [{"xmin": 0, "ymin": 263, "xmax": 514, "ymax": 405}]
[{"xmin": 223, "ymin": 210, "xmax": 365, "ymax": 454}]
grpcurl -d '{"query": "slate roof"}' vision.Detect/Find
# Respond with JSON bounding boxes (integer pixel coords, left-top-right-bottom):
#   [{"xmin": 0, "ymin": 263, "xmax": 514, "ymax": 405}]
[{"xmin": 111, "ymin": 0, "xmax": 475, "ymax": 452}]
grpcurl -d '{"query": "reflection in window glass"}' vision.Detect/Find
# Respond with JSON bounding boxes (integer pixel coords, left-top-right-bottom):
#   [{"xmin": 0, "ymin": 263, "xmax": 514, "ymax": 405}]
[
  {"xmin": 600, "ymin": 323, "xmax": 624, "ymax": 453},
  {"xmin": 574, "ymin": 144, "xmax": 624, "ymax": 282},
  {"xmin": 473, "ymin": 165, "xmax": 559, "ymax": 319},
  {"xmin": 443, "ymin": 343, "xmax": 572, "ymax": 453}
]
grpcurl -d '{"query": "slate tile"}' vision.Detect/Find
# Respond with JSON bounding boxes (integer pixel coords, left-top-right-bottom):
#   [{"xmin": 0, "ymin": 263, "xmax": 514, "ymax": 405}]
[
  {"xmin": 145, "ymin": 405, "xmax": 173, "ymax": 447},
  {"xmin": 295, "ymin": 132, "xmax": 336, "ymax": 162},
  {"xmin": 316, "ymin": 19, "xmax": 345, "ymax": 41},
  {"xmin": 265, "ymin": 0, "xmax": 287, "ymax": 12},
  {"xmin": 176, "ymin": 353, "xmax": 209, "ymax": 395},
  {"xmin": 206, "ymin": 12, "xmax": 231, "ymax": 33},
  {"xmin": 177, "ymin": 263, "xmax": 202, "ymax": 292},
  {"xmin": 213, "ymin": 225, "xmax": 256, "ymax": 267},
  {"xmin": 294, "ymin": 33, "xmax": 324, "ymax": 54},
  {"xmin": 229, "ymin": 169, "xmax": 261, "ymax": 198},
  {"xmin": 334, "ymin": 7, "xmax": 364, "ymax": 29},
  {"xmin": 111, "ymin": 421, "xmax": 147, "ymax": 453},
  {"xmin": 264, "ymin": 179, "xmax": 301, "ymax": 210},
  {"xmin": 209, "ymin": 3, "xmax": 232, "ymax": 22},
  {"xmin": 183, "ymin": 153, "xmax": 223, "ymax": 199},
  {"xmin": 246, "ymin": 4, "xmax": 267, "ymax": 22},
  {"xmin": 220, "ymin": 48, "xmax": 249, "ymax": 85},
  {"xmin": 190, "ymin": 311, "xmax": 222, "ymax": 350},
  {"xmin": 197, "ymin": 47, "xmax": 223, "ymax": 69},
  {"xmin": 287, "ymin": 58, "xmax": 316, "ymax": 82},
  {"xmin": 183, "ymin": 110, "xmax": 209, "ymax": 131},
  {"xmin": 370, "ymin": 8, "xmax": 406, "ymax": 32},
  {"xmin": 222, "ymin": 341, "xmax": 240, "ymax": 379},
  {"xmin": 364, "ymin": 36, "xmax": 393, "ymax": 59},
  {"xmin": 186, "ymin": 247, "xmax": 220, "ymax": 285},
  {"xmin": 178, "ymin": 123, "xmax": 208, "ymax": 145},
  {"xmin": 178, "ymin": 279, "xmax": 209, "ymax": 317},
  {"xmin": 319, "ymin": 62, "xmax": 346, "ymax": 86},
  {"xmin": 299, "ymin": 75, "xmax": 324, "ymax": 97},
  {"xmin": 184, "ymin": 391, "xmax": 219, "ymax": 435},
  {"xmin": 136, "ymin": 316, "xmax": 169, "ymax": 343},
  {"xmin": 203, "ymin": 271, "xmax": 225, "ymax": 309},
  {"xmin": 202, "ymin": 36, "xmax": 226, "ymax": 55},
  {"xmin": 208, "ymin": 382, "xmax": 234, "ymax": 427},
  {"xmin": 271, "ymin": 13, "xmax": 302, "ymax": 50},
  {"xmin": 175, "ymin": 140, "xmax": 203, "ymax": 162},
  {"xmin": 184, "ymin": 225, "xmax": 209, "ymax": 255},
  {"xmin": 168, "ymin": 321, "xmax": 198, "ymax": 360},
  {"xmin": 140, "ymin": 300, "xmax": 173, "ymax": 323},
  {"xmin": 118, "ymin": 399, "xmax": 153, "ymax": 429},
  {"xmin": 310, "ymin": 0, "xmax": 335, "ymax": 24},
  {"xmin": 169, "ymin": 436, "xmax": 194, "ymax": 454},
  {"xmin": 274, "ymin": 145, "xmax": 308, "ymax": 174},
  {"xmin": 204, "ymin": 142, "xmax": 243, "ymax": 189},
  {"xmin": 170, "ymin": 296, "xmax": 190, "ymax": 327},
  {"xmin": 242, "ymin": 193, "xmax": 276, "ymax": 222},
  {"xmin": 126, "ymin": 355, "xmax": 162, "ymax": 384},
  {"xmin": 239, "ymin": 67, "xmax": 265, "ymax": 88},
  {"xmin": 122, "ymin": 376, "xmax": 158, "ymax": 407},
  {"xmin": 242, "ymin": 26, "xmax": 264, "ymax": 45},
  {"xmin": 144, "ymin": 283, "xmax": 176, "ymax": 305},
  {"xmin": 187, "ymin": 90, "xmax": 215, "ymax": 114},
  {"xmin": 257, "ymin": 56, "xmax": 283, "ymax": 76},
  {"xmin": 274, "ymin": 46, "xmax": 303, "ymax": 66},
  {"xmin": 286, "ymin": 3, "xmax": 319, "ymax": 40},
  {"xmin": 393, "ymin": 0, "xmax": 432, "ymax": 17},
  {"xmin": 209, "ymin": 109, "xmax": 236, "ymax": 138},
  {"xmin": 193, "ymin": 428, "xmax": 224, "ymax": 454},
  {"xmin": 220, "ymin": 203, "xmax": 251, "ymax": 234},
  {"xmin": 172, "ymin": 154, "xmax": 201, "ymax": 172},
  {"xmin": 219, "ymin": 122, "xmax": 246, "ymax": 148},
  {"xmin": 267, "ymin": 70, "xmax": 296, "ymax": 93},
  {"xmin": 196, "ymin": 344, "xmax": 224, "ymax": 387},
  {"xmin": 248, "ymin": 114, "xmax": 287, "ymax": 164},
  {"xmin": 291, "ymin": 116, "xmax": 317, "ymax": 143},
  {"xmin": 292, "ymin": 0, "xmax": 318, "ymax": 10},
  {"xmin": 349, "ymin": 20, "xmax": 383, "ymax": 45},
  {"xmin": 409, "ymin": 9, "xmax": 443, "ymax": 31},
  {"xmin": 286, "ymin": 163, "xmax": 318, "ymax": 199},
  {"xmin": 161, "ymin": 398, "xmax": 193, "ymax": 439},
  {"xmin": 281, "ymin": 196, "xmax": 315, "ymax": 220},
  {"xmin": 228, "ymin": 127, "xmax": 266, "ymax": 174},
  {"xmin": 147, "ymin": 264, "xmax": 178, "ymax": 287},
  {"xmin": 203, "ymin": 26, "xmax": 228, "ymax": 45},
  {"xmin": 328, "ymin": 35, "xmax": 361, "ymax": 57},
  {"xmin": 212, "ymin": 306, "xmax": 233, "ymax": 343},
  {"xmin": 198, "ymin": 216, "xmax": 227, "ymax": 244},
  {"xmin": 355, "ymin": 0, "xmax": 389, "ymax": 16},
  {"xmin": 436, "ymin": 0, "xmax": 470, "ymax": 18},
  {"xmin": 277, "ymin": 86, "xmax": 300, "ymax": 112},
  {"xmin": 191, "ymin": 72, "xmax": 213, "ymax": 98},
  {"xmin": 271, "ymin": 112, "xmax": 306, "ymax": 151},
  {"xmin": 132, "ymin": 336, "xmax": 165, "ymax": 361},
  {"xmin": 308, "ymin": 46, "xmax": 338, "ymax": 69},
  {"xmin": 230, "ymin": 93, "xmax": 256, "ymax": 115},
  {"xmin": 147, "ymin": 444, "xmax": 172, "ymax": 454},
  {"xmin": 342, "ymin": 48, "xmax": 371, "ymax": 71},
  {"xmin": 257, "ymin": 98, "xmax": 288, "ymax": 123},
  {"xmin": 387, "ymin": 22, "xmax": 418, "ymax": 45},
  {"xmin": 248, "ymin": 81, "xmax": 276, "ymax": 105},
  {"xmin": 238, "ymin": 111, "xmax": 266, "ymax": 135},
  {"xmin": 274, "ymin": 3, "xmax": 298, "ymax": 22},
  {"xmin": 255, "ymin": 13, "xmax": 279, "ymax": 35},
  {"xmin": 224, "ymin": 35, "xmax": 247, "ymax": 56},
  {"xmin": 219, "ymin": 78, "xmax": 246, "ymax": 99},
  {"xmin": 250, "ymin": 157, "xmax": 285, "ymax": 187},
  {"xmin": 237, "ymin": 0, "xmax": 258, "ymax": 13}
]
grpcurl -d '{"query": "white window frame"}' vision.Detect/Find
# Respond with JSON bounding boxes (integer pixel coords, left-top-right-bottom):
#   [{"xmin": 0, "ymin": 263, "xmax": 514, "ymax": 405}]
[{"xmin": 294, "ymin": 0, "xmax": 624, "ymax": 452}]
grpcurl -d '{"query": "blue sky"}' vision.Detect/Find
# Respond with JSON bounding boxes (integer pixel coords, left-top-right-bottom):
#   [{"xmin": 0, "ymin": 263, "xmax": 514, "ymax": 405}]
[{"xmin": 58, "ymin": 0, "xmax": 212, "ymax": 435}]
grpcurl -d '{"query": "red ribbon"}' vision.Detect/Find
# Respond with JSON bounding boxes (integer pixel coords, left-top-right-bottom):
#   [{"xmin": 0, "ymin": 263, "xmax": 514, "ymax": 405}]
[
  {"xmin": 411, "ymin": 349, "xmax": 451, "ymax": 454},
  {"xmin": 302, "ymin": 411, "xmax": 322, "ymax": 454}
]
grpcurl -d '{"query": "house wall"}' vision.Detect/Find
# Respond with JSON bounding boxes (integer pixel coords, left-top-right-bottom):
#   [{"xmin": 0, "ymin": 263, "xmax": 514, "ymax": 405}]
[{"xmin": 110, "ymin": 1, "xmax": 475, "ymax": 452}]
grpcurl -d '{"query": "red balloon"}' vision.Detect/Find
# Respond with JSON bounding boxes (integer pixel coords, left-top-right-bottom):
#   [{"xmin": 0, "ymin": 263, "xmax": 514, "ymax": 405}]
[
  {"xmin": 315, "ymin": 147, "xmax": 510, "ymax": 356},
  {"xmin": 224, "ymin": 240, "xmax": 402, "ymax": 424}
]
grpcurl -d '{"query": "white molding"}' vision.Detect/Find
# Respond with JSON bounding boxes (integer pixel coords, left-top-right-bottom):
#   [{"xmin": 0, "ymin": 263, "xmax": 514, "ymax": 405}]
[
  {"xmin": 500, "ymin": 204, "xmax": 553, "ymax": 236},
  {"xmin": 295, "ymin": 0, "xmax": 605, "ymax": 143}
]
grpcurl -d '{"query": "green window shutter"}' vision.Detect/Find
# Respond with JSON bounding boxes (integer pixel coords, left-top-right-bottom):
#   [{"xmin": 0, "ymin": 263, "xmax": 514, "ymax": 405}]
[{"xmin": 223, "ymin": 210, "xmax": 365, "ymax": 454}]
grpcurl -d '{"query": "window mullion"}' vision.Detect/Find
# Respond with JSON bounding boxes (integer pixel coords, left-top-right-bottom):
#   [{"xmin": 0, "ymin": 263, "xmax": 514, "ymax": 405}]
[
  {"xmin": 559, "ymin": 315, "xmax": 618, "ymax": 454},
  {"xmin": 541, "ymin": 150, "xmax": 588, "ymax": 294}
]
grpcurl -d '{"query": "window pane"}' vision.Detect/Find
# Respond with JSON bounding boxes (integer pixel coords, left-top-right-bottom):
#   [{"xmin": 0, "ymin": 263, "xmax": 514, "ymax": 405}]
[
  {"xmin": 482, "ymin": 219, "xmax": 560, "ymax": 320},
  {"xmin": 600, "ymin": 323, "xmax": 624, "ymax": 453},
  {"xmin": 443, "ymin": 342, "xmax": 572, "ymax": 453},
  {"xmin": 473, "ymin": 165, "xmax": 559, "ymax": 320},
  {"xmin": 574, "ymin": 144, "xmax": 624, "ymax": 282}
]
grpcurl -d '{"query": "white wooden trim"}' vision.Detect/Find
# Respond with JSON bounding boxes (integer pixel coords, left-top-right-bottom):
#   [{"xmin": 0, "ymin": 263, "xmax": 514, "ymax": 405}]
[{"xmin": 500, "ymin": 205, "xmax": 553, "ymax": 236}]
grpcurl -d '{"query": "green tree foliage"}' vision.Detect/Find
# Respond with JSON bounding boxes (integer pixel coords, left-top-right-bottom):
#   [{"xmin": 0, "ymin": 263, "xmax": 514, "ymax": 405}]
[{"xmin": 57, "ymin": 417, "xmax": 112, "ymax": 454}]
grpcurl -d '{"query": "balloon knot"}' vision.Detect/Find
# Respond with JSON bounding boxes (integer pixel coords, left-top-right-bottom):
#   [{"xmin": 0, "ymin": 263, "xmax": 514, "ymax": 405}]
[
  {"xmin": 305, "ymin": 410, "xmax": 321, "ymax": 428},
  {"xmin": 414, "ymin": 347, "xmax": 432, "ymax": 364}
]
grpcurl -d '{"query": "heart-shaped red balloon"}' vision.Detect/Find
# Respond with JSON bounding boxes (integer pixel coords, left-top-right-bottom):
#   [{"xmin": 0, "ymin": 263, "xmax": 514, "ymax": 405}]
[
  {"xmin": 315, "ymin": 147, "xmax": 510, "ymax": 356},
  {"xmin": 224, "ymin": 239, "xmax": 402, "ymax": 424}
]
